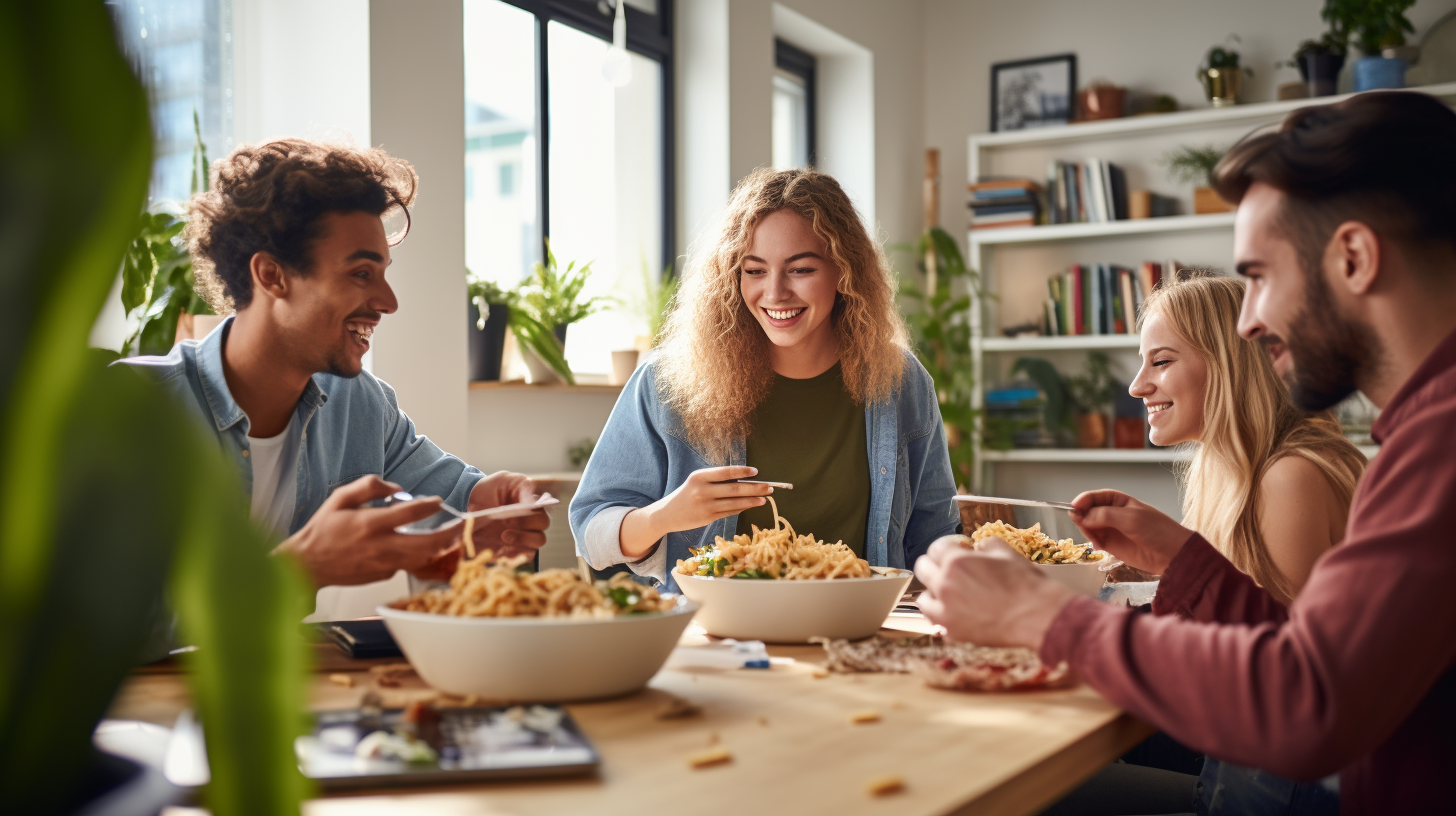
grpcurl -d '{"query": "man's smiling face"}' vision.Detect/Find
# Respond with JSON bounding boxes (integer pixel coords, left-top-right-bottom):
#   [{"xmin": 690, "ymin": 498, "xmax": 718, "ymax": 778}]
[
  {"xmin": 1234, "ymin": 182, "xmax": 1375, "ymax": 411},
  {"xmin": 279, "ymin": 211, "xmax": 398, "ymax": 378}
]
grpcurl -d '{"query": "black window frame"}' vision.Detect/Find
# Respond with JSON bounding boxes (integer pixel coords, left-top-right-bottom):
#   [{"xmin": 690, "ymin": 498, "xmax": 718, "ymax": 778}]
[
  {"xmin": 487, "ymin": 0, "xmax": 675, "ymax": 275},
  {"xmin": 774, "ymin": 37, "xmax": 816, "ymax": 169}
]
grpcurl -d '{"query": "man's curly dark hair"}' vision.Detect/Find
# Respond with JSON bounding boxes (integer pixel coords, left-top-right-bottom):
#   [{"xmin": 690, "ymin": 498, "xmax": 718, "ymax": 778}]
[{"xmin": 184, "ymin": 139, "xmax": 418, "ymax": 313}]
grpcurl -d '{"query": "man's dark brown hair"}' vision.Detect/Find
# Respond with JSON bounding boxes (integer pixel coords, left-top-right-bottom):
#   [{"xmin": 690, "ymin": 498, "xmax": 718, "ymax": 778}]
[
  {"xmin": 185, "ymin": 139, "xmax": 419, "ymax": 313},
  {"xmin": 1212, "ymin": 91, "xmax": 1456, "ymax": 279}
]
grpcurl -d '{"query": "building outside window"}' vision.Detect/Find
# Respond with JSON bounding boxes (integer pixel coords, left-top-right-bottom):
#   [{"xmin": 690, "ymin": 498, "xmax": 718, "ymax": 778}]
[
  {"xmin": 465, "ymin": 0, "xmax": 673, "ymax": 376},
  {"xmin": 772, "ymin": 38, "xmax": 815, "ymax": 171},
  {"xmin": 108, "ymin": 0, "xmax": 233, "ymax": 204}
]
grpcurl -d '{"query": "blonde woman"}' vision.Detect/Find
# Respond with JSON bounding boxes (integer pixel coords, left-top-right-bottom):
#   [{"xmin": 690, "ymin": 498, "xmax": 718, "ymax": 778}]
[
  {"xmin": 1130, "ymin": 274, "xmax": 1363, "ymax": 816},
  {"xmin": 569, "ymin": 168, "xmax": 958, "ymax": 589},
  {"xmin": 1132, "ymin": 274, "xmax": 1365, "ymax": 605}
]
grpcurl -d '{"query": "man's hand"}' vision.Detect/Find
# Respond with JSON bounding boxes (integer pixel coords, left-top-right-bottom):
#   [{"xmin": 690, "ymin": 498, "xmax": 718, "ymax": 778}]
[
  {"xmin": 274, "ymin": 475, "xmax": 460, "ymax": 587},
  {"xmin": 914, "ymin": 536, "xmax": 1077, "ymax": 649},
  {"xmin": 467, "ymin": 471, "xmax": 551, "ymax": 559},
  {"xmin": 1069, "ymin": 490, "xmax": 1194, "ymax": 576}
]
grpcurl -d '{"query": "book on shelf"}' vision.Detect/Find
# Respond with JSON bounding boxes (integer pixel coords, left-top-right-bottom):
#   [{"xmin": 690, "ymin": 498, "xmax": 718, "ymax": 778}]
[
  {"xmin": 968, "ymin": 177, "xmax": 1041, "ymax": 230},
  {"xmin": 1044, "ymin": 158, "xmax": 1128, "ymax": 225},
  {"xmin": 1042, "ymin": 261, "xmax": 1178, "ymax": 337}
]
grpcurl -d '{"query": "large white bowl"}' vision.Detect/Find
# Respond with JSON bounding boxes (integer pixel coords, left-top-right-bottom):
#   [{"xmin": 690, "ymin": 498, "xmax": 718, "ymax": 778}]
[
  {"xmin": 377, "ymin": 597, "xmax": 698, "ymax": 702},
  {"xmin": 673, "ymin": 567, "xmax": 913, "ymax": 643}
]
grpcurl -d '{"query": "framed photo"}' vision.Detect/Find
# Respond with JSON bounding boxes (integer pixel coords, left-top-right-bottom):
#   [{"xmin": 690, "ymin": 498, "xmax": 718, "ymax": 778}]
[{"xmin": 991, "ymin": 54, "xmax": 1076, "ymax": 132}]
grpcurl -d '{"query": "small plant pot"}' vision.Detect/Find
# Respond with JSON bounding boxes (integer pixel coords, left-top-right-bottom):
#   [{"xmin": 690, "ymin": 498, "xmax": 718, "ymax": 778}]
[
  {"xmin": 1077, "ymin": 85, "xmax": 1125, "ymax": 121},
  {"xmin": 1300, "ymin": 51, "xmax": 1345, "ymax": 97},
  {"xmin": 1076, "ymin": 413, "xmax": 1108, "ymax": 448},
  {"xmin": 521, "ymin": 348, "xmax": 564, "ymax": 384},
  {"xmin": 1113, "ymin": 416, "xmax": 1146, "ymax": 449},
  {"xmin": 609, "ymin": 349, "xmax": 640, "ymax": 386},
  {"xmin": 1193, "ymin": 186, "xmax": 1234, "ymax": 215},
  {"xmin": 467, "ymin": 302, "xmax": 509, "ymax": 382},
  {"xmin": 1353, "ymin": 56, "xmax": 1407, "ymax": 91},
  {"xmin": 1197, "ymin": 66, "xmax": 1241, "ymax": 107}
]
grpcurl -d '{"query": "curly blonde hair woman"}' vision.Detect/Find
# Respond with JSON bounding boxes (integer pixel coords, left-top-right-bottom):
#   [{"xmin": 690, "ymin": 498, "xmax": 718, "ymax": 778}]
[
  {"xmin": 570, "ymin": 168, "xmax": 958, "ymax": 588},
  {"xmin": 1133, "ymin": 274, "xmax": 1366, "ymax": 604}
]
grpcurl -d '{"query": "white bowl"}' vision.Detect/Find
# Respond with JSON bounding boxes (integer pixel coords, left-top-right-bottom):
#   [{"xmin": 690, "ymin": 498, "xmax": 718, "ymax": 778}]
[
  {"xmin": 673, "ymin": 567, "xmax": 913, "ymax": 643},
  {"xmin": 377, "ymin": 597, "xmax": 698, "ymax": 702},
  {"xmin": 1037, "ymin": 560, "xmax": 1115, "ymax": 597}
]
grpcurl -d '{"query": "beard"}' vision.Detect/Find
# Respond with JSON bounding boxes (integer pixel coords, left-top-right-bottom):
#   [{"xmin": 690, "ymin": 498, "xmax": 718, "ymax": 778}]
[{"xmin": 1275, "ymin": 277, "xmax": 1379, "ymax": 412}]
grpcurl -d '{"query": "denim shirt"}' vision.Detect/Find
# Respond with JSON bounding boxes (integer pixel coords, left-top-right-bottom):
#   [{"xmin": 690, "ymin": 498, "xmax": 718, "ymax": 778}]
[
  {"xmin": 118, "ymin": 317, "xmax": 483, "ymax": 537},
  {"xmin": 570, "ymin": 350, "xmax": 959, "ymax": 591}
]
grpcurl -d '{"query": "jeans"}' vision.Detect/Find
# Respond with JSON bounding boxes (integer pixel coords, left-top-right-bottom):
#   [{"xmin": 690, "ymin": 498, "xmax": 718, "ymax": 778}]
[{"xmin": 1196, "ymin": 758, "xmax": 1339, "ymax": 816}]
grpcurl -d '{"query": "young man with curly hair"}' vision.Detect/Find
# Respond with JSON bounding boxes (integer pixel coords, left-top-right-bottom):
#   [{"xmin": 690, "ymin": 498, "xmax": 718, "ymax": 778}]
[{"xmin": 123, "ymin": 139, "xmax": 547, "ymax": 617}]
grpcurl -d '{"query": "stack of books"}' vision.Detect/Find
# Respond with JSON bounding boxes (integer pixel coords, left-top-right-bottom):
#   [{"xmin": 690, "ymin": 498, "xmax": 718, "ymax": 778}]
[
  {"xmin": 968, "ymin": 178, "xmax": 1041, "ymax": 230},
  {"xmin": 1043, "ymin": 260, "xmax": 1174, "ymax": 336},
  {"xmin": 1045, "ymin": 159, "xmax": 1129, "ymax": 224}
]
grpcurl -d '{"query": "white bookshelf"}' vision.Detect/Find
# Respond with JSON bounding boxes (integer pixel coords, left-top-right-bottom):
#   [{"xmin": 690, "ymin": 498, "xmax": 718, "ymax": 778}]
[
  {"xmin": 982, "ymin": 448, "xmax": 1190, "ymax": 464},
  {"xmin": 964, "ymin": 84, "xmax": 1453, "ymax": 502}
]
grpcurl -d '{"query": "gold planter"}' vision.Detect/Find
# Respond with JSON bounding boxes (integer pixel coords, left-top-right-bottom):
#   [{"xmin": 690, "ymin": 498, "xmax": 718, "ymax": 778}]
[{"xmin": 1198, "ymin": 66, "xmax": 1242, "ymax": 107}]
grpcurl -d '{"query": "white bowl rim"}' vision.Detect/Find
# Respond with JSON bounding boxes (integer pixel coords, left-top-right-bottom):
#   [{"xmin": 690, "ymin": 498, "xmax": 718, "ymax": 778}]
[
  {"xmin": 375, "ymin": 595, "xmax": 698, "ymax": 627},
  {"xmin": 673, "ymin": 566, "xmax": 913, "ymax": 583}
]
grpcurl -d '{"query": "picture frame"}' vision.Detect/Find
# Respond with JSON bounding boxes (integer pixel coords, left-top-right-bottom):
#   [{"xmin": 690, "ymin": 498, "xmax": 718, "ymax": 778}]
[{"xmin": 991, "ymin": 53, "xmax": 1077, "ymax": 132}]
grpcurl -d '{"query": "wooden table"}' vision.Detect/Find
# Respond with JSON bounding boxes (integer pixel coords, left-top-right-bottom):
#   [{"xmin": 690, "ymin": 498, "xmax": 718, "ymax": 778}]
[{"xmin": 114, "ymin": 615, "xmax": 1151, "ymax": 816}]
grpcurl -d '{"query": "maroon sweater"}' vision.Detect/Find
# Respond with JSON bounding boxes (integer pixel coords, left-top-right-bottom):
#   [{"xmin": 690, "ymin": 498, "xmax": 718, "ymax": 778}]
[{"xmin": 1040, "ymin": 327, "xmax": 1456, "ymax": 815}]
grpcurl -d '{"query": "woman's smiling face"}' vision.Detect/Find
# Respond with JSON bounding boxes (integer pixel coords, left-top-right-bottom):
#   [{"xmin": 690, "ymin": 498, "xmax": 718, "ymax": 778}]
[
  {"xmin": 739, "ymin": 209, "xmax": 842, "ymax": 374},
  {"xmin": 1130, "ymin": 311, "xmax": 1209, "ymax": 446}
]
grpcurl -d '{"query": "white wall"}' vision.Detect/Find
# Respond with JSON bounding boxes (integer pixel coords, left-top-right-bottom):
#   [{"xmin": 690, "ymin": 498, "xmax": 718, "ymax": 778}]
[
  {"xmin": 369, "ymin": 0, "xmax": 470, "ymax": 455},
  {"xmin": 924, "ymin": 0, "xmax": 1456, "ymax": 233}
]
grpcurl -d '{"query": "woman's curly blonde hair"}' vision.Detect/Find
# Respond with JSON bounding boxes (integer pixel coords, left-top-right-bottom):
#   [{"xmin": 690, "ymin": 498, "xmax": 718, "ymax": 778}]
[{"xmin": 654, "ymin": 167, "xmax": 908, "ymax": 461}]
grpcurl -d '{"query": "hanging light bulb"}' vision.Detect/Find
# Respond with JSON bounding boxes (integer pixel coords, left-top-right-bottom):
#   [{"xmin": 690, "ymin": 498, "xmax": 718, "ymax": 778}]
[{"xmin": 601, "ymin": 0, "xmax": 632, "ymax": 87}]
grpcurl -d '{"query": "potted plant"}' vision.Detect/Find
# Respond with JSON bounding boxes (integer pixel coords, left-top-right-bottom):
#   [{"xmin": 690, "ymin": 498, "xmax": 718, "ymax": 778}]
[
  {"xmin": 1197, "ymin": 35, "xmax": 1252, "ymax": 107},
  {"xmin": 1066, "ymin": 351, "xmax": 1118, "ymax": 448},
  {"xmin": 510, "ymin": 240, "xmax": 610, "ymax": 384},
  {"xmin": 1285, "ymin": 31, "xmax": 1349, "ymax": 97},
  {"xmin": 466, "ymin": 272, "xmax": 516, "ymax": 382},
  {"xmin": 1325, "ymin": 0, "xmax": 1418, "ymax": 90},
  {"xmin": 898, "ymin": 227, "xmax": 982, "ymax": 490},
  {"xmin": 120, "ymin": 111, "xmax": 218, "ymax": 356},
  {"xmin": 1162, "ymin": 144, "xmax": 1232, "ymax": 215}
]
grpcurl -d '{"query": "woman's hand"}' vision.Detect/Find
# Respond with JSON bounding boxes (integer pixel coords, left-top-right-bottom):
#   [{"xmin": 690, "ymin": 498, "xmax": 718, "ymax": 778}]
[
  {"xmin": 619, "ymin": 466, "xmax": 771, "ymax": 559},
  {"xmin": 1069, "ymin": 490, "xmax": 1194, "ymax": 575}
]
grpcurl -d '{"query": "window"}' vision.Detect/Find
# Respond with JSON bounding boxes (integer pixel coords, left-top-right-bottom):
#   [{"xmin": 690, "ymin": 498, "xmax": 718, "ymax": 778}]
[
  {"xmin": 773, "ymin": 38, "xmax": 815, "ymax": 171},
  {"xmin": 109, "ymin": 0, "xmax": 234, "ymax": 204},
  {"xmin": 465, "ymin": 0, "xmax": 674, "ymax": 375}
]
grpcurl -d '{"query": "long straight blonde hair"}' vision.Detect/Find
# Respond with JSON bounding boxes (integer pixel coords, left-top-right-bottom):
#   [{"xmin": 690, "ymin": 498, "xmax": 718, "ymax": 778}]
[
  {"xmin": 1139, "ymin": 275, "xmax": 1365, "ymax": 603},
  {"xmin": 654, "ymin": 168, "xmax": 908, "ymax": 462}
]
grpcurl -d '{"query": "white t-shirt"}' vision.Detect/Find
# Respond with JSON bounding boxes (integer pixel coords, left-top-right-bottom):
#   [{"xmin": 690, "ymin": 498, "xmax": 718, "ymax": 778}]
[
  {"xmin": 247, "ymin": 414, "xmax": 300, "ymax": 536},
  {"xmin": 248, "ymin": 414, "xmax": 420, "ymax": 622}
]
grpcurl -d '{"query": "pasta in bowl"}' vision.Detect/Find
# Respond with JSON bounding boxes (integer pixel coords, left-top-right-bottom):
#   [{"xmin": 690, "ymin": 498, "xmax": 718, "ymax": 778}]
[
  {"xmin": 379, "ymin": 549, "xmax": 698, "ymax": 702},
  {"xmin": 672, "ymin": 503, "xmax": 912, "ymax": 643}
]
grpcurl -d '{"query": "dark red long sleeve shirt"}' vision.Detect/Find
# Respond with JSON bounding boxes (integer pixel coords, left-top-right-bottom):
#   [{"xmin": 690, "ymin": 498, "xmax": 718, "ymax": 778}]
[{"xmin": 1040, "ymin": 327, "xmax": 1456, "ymax": 815}]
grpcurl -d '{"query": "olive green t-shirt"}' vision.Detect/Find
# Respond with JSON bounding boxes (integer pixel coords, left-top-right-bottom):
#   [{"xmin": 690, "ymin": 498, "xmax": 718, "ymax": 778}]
[{"xmin": 735, "ymin": 362, "xmax": 871, "ymax": 556}]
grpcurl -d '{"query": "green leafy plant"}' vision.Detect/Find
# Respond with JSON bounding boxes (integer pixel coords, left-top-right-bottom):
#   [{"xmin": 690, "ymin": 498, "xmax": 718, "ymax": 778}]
[
  {"xmin": 1324, "ymin": 0, "xmax": 1416, "ymax": 54},
  {"xmin": 1162, "ymin": 144, "xmax": 1227, "ymax": 187},
  {"xmin": 622, "ymin": 260, "xmax": 678, "ymax": 349},
  {"xmin": 568, "ymin": 437, "xmax": 597, "ymax": 469},
  {"xmin": 515, "ymin": 240, "xmax": 611, "ymax": 332},
  {"xmin": 467, "ymin": 270, "xmax": 517, "ymax": 330},
  {"xmin": 120, "ymin": 110, "xmax": 214, "ymax": 357},
  {"xmin": 1, "ymin": 6, "xmax": 310, "ymax": 815},
  {"xmin": 1282, "ymin": 31, "xmax": 1349, "ymax": 70},
  {"xmin": 1066, "ymin": 351, "xmax": 1119, "ymax": 414},
  {"xmin": 510, "ymin": 240, "xmax": 612, "ymax": 384},
  {"xmin": 1204, "ymin": 34, "xmax": 1253, "ymax": 74},
  {"xmin": 897, "ymin": 227, "xmax": 983, "ymax": 489}
]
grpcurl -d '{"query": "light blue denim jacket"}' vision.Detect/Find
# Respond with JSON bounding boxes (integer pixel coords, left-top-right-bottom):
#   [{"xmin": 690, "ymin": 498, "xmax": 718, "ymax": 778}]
[
  {"xmin": 119, "ymin": 317, "xmax": 483, "ymax": 536},
  {"xmin": 570, "ymin": 351, "xmax": 960, "ymax": 591}
]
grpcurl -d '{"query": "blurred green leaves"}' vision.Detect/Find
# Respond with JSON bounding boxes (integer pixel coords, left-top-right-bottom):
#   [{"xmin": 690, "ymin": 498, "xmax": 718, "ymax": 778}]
[
  {"xmin": 0, "ymin": 5, "xmax": 309, "ymax": 815},
  {"xmin": 898, "ymin": 227, "xmax": 983, "ymax": 490}
]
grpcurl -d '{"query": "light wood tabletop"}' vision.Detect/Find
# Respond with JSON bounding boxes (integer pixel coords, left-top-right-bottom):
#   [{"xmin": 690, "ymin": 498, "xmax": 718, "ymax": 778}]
[{"xmin": 116, "ymin": 615, "xmax": 1152, "ymax": 816}]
